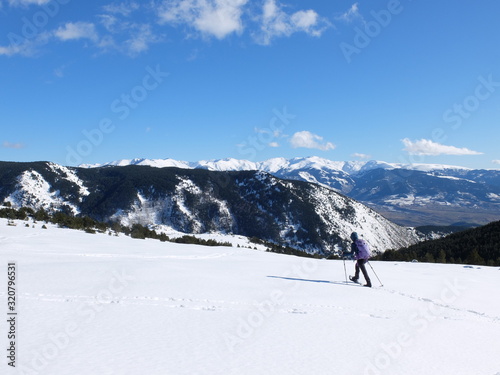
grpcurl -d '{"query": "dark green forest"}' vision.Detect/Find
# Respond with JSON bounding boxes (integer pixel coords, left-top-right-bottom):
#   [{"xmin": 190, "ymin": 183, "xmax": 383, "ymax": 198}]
[{"xmin": 374, "ymin": 220, "xmax": 500, "ymax": 266}]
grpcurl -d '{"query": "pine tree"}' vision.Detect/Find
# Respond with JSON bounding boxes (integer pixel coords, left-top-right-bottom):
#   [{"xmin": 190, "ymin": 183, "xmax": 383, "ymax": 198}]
[
  {"xmin": 437, "ymin": 249, "xmax": 447, "ymax": 263},
  {"xmin": 424, "ymin": 252, "xmax": 435, "ymax": 263},
  {"xmin": 466, "ymin": 248, "xmax": 485, "ymax": 266}
]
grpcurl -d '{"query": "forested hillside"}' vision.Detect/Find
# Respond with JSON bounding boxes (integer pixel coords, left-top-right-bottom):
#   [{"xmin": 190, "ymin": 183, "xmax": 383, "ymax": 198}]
[{"xmin": 376, "ymin": 220, "xmax": 500, "ymax": 266}]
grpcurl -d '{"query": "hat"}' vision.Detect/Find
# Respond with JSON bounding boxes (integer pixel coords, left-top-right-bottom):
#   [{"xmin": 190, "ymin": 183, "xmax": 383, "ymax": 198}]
[{"xmin": 350, "ymin": 232, "xmax": 359, "ymax": 241}]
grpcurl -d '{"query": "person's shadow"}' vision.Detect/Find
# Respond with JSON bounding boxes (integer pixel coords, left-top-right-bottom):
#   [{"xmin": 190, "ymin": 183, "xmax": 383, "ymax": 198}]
[{"xmin": 267, "ymin": 276, "xmax": 357, "ymax": 286}]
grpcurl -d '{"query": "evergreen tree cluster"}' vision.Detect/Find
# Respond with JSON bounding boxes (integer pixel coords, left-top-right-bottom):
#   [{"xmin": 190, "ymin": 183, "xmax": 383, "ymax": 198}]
[
  {"xmin": 374, "ymin": 220, "xmax": 500, "ymax": 266},
  {"xmin": 0, "ymin": 205, "xmax": 232, "ymax": 248},
  {"xmin": 249, "ymin": 236, "xmax": 324, "ymax": 259},
  {"xmin": 172, "ymin": 235, "xmax": 232, "ymax": 247}
]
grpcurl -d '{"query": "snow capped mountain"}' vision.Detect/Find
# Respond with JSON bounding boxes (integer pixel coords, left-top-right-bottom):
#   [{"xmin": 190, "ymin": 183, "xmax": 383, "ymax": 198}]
[
  {"xmin": 0, "ymin": 161, "xmax": 420, "ymax": 254},
  {"xmin": 80, "ymin": 157, "xmax": 500, "ymax": 226},
  {"xmin": 81, "ymin": 158, "xmax": 193, "ymax": 169},
  {"xmin": 81, "ymin": 156, "xmax": 472, "ymax": 174}
]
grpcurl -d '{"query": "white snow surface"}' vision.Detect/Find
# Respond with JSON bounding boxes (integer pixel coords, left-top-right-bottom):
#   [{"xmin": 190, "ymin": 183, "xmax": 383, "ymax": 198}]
[{"xmin": 1, "ymin": 219, "xmax": 499, "ymax": 375}]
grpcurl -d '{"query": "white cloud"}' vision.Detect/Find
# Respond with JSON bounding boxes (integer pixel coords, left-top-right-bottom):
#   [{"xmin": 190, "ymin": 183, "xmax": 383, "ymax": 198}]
[
  {"xmin": 0, "ymin": 32, "xmax": 50, "ymax": 56},
  {"xmin": 103, "ymin": 1, "xmax": 140, "ymax": 17},
  {"xmin": 290, "ymin": 131, "xmax": 335, "ymax": 151},
  {"xmin": 336, "ymin": 2, "xmax": 364, "ymax": 24},
  {"xmin": 2, "ymin": 0, "xmax": 329, "ymax": 57},
  {"xmin": 291, "ymin": 10, "xmax": 320, "ymax": 34},
  {"xmin": 269, "ymin": 142, "xmax": 279, "ymax": 147},
  {"xmin": 98, "ymin": 14, "xmax": 120, "ymax": 32},
  {"xmin": 492, "ymin": 160, "xmax": 500, "ymax": 165},
  {"xmin": 158, "ymin": 0, "xmax": 248, "ymax": 40},
  {"xmin": 54, "ymin": 22, "xmax": 99, "ymax": 42},
  {"xmin": 2, "ymin": 141, "xmax": 24, "ymax": 149},
  {"xmin": 96, "ymin": 3, "xmax": 163, "ymax": 56},
  {"xmin": 352, "ymin": 153, "xmax": 371, "ymax": 160},
  {"xmin": 0, "ymin": 45, "xmax": 22, "ymax": 56},
  {"xmin": 95, "ymin": 35, "xmax": 116, "ymax": 52},
  {"xmin": 255, "ymin": 0, "xmax": 330, "ymax": 45},
  {"xmin": 7, "ymin": 0, "xmax": 50, "ymax": 6},
  {"xmin": 123, "ymin": 24, "xmax": 161, "ymax": 56},
  {"xmin": 0, "ymin": 6, "xmax": 158, "ymax": 58},
  {"xmin": 402, "ymin": 138, "xmax": 483, "ymax": 156}
]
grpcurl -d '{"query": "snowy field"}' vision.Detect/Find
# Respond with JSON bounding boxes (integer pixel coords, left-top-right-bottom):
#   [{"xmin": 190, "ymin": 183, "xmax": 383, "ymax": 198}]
[{"xmin": 0, "ymin": 219, "xmax": 499, "ymax": 375}]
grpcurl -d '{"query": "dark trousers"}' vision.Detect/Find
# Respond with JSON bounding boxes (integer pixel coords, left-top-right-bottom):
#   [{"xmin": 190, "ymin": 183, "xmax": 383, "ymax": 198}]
[{"xmin": 354, "ymin": 259, "xmax": 371, "ymax": 284}]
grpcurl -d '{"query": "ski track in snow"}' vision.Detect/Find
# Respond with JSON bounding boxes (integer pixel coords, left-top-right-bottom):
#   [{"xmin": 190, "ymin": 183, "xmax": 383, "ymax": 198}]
[
  {"xmin": 0, "ymin": 292, "xmax": 392, "ymax": 320},
  {"xmin": 379, "ymin": 288, "xmax": 500, "ymax": 323},
  {"xmin": 1, "ymin": 286, "xmax": 497, "ymax": 324},
  {"xmin": 1, "ymin": 219, "xmax": 499, "ymax": 375}
]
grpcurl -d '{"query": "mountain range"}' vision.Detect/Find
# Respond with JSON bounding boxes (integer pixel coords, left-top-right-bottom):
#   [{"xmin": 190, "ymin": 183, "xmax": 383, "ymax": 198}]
[
  {"xmin": 81, "ymin": 156, "xmax": 500, "ymax": 226},
  {"xmin": 0, "ymin": 161, "xmax": 419, "ymax": 254}
]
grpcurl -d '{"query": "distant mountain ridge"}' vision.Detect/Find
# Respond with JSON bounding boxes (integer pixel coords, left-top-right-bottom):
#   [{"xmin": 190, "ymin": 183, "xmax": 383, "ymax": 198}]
[
  {"xmin": 0, "ymin": 161, "xmax": 420, "ymax": 254},
  {"xmin": 81, "ymin": 157, "xmax": 500, "ymax": 226},
  {"xmin": 80, "ymin": 156, "xmax": 473, "ymax": 174}
]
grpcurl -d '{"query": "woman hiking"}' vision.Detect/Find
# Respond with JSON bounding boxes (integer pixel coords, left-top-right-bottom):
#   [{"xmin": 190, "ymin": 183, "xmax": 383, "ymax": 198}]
[{"xmin": 348, "ymin": 232, "xmax": 372, "ymax": 288}]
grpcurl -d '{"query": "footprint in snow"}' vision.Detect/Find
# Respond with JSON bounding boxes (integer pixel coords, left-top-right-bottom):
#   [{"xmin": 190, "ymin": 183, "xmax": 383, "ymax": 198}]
[{"xmin": 288, "ymin": 309, "xmax": 307, "ymax": 314}]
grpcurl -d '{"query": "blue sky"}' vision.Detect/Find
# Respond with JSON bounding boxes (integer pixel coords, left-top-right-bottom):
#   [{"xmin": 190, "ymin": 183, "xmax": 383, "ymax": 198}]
[{"xmin": 1, "ymin": 0, "xmax": 500, "ymax": 168}]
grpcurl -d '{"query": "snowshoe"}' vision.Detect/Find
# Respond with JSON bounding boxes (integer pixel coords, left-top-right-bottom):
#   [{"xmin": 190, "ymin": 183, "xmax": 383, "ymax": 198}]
[{"xmin": 349, "ymin": 276, "xmax": 360, "ymax": 284}]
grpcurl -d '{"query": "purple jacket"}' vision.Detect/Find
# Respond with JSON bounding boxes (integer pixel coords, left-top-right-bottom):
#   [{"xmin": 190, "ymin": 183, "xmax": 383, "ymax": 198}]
[{"xmin": 352, "ymin": 239, "xmax": 371, "ymax": 260}]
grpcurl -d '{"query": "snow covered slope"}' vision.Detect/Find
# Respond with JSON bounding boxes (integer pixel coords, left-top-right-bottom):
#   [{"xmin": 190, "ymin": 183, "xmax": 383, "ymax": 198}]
[
  {"xmin": 3, "ymin": 162, "xmax": 88, "ymax": 215},
  {"xmin": 0, "ymin": 219, "xmax": 499, "ymax": 375}
]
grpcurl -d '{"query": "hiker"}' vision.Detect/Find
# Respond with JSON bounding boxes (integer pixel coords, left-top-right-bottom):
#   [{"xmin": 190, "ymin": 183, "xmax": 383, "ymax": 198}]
[{"xmin": 348, "ymin": 232, "xmax": 372, "ymax": 288}]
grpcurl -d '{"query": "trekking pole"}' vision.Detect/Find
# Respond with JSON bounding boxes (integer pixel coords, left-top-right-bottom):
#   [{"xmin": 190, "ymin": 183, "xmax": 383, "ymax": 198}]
[
  {"xmin": 367, "ymin": 261, "xmax": 383, "ymax": 287},
  {"xmin": 341, "ymin": 251, "xmax": 348, "ymax": 284},
  {"xmin": 342, "ymin": 252, "xmax": 347, "ymax": 284}
]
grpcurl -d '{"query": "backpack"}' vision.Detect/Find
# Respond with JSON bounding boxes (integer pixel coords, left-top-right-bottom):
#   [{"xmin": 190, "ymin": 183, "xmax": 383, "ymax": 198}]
[{"xmin": 355, "ymin": 239, "xmax": 371, "ymax": 259}]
